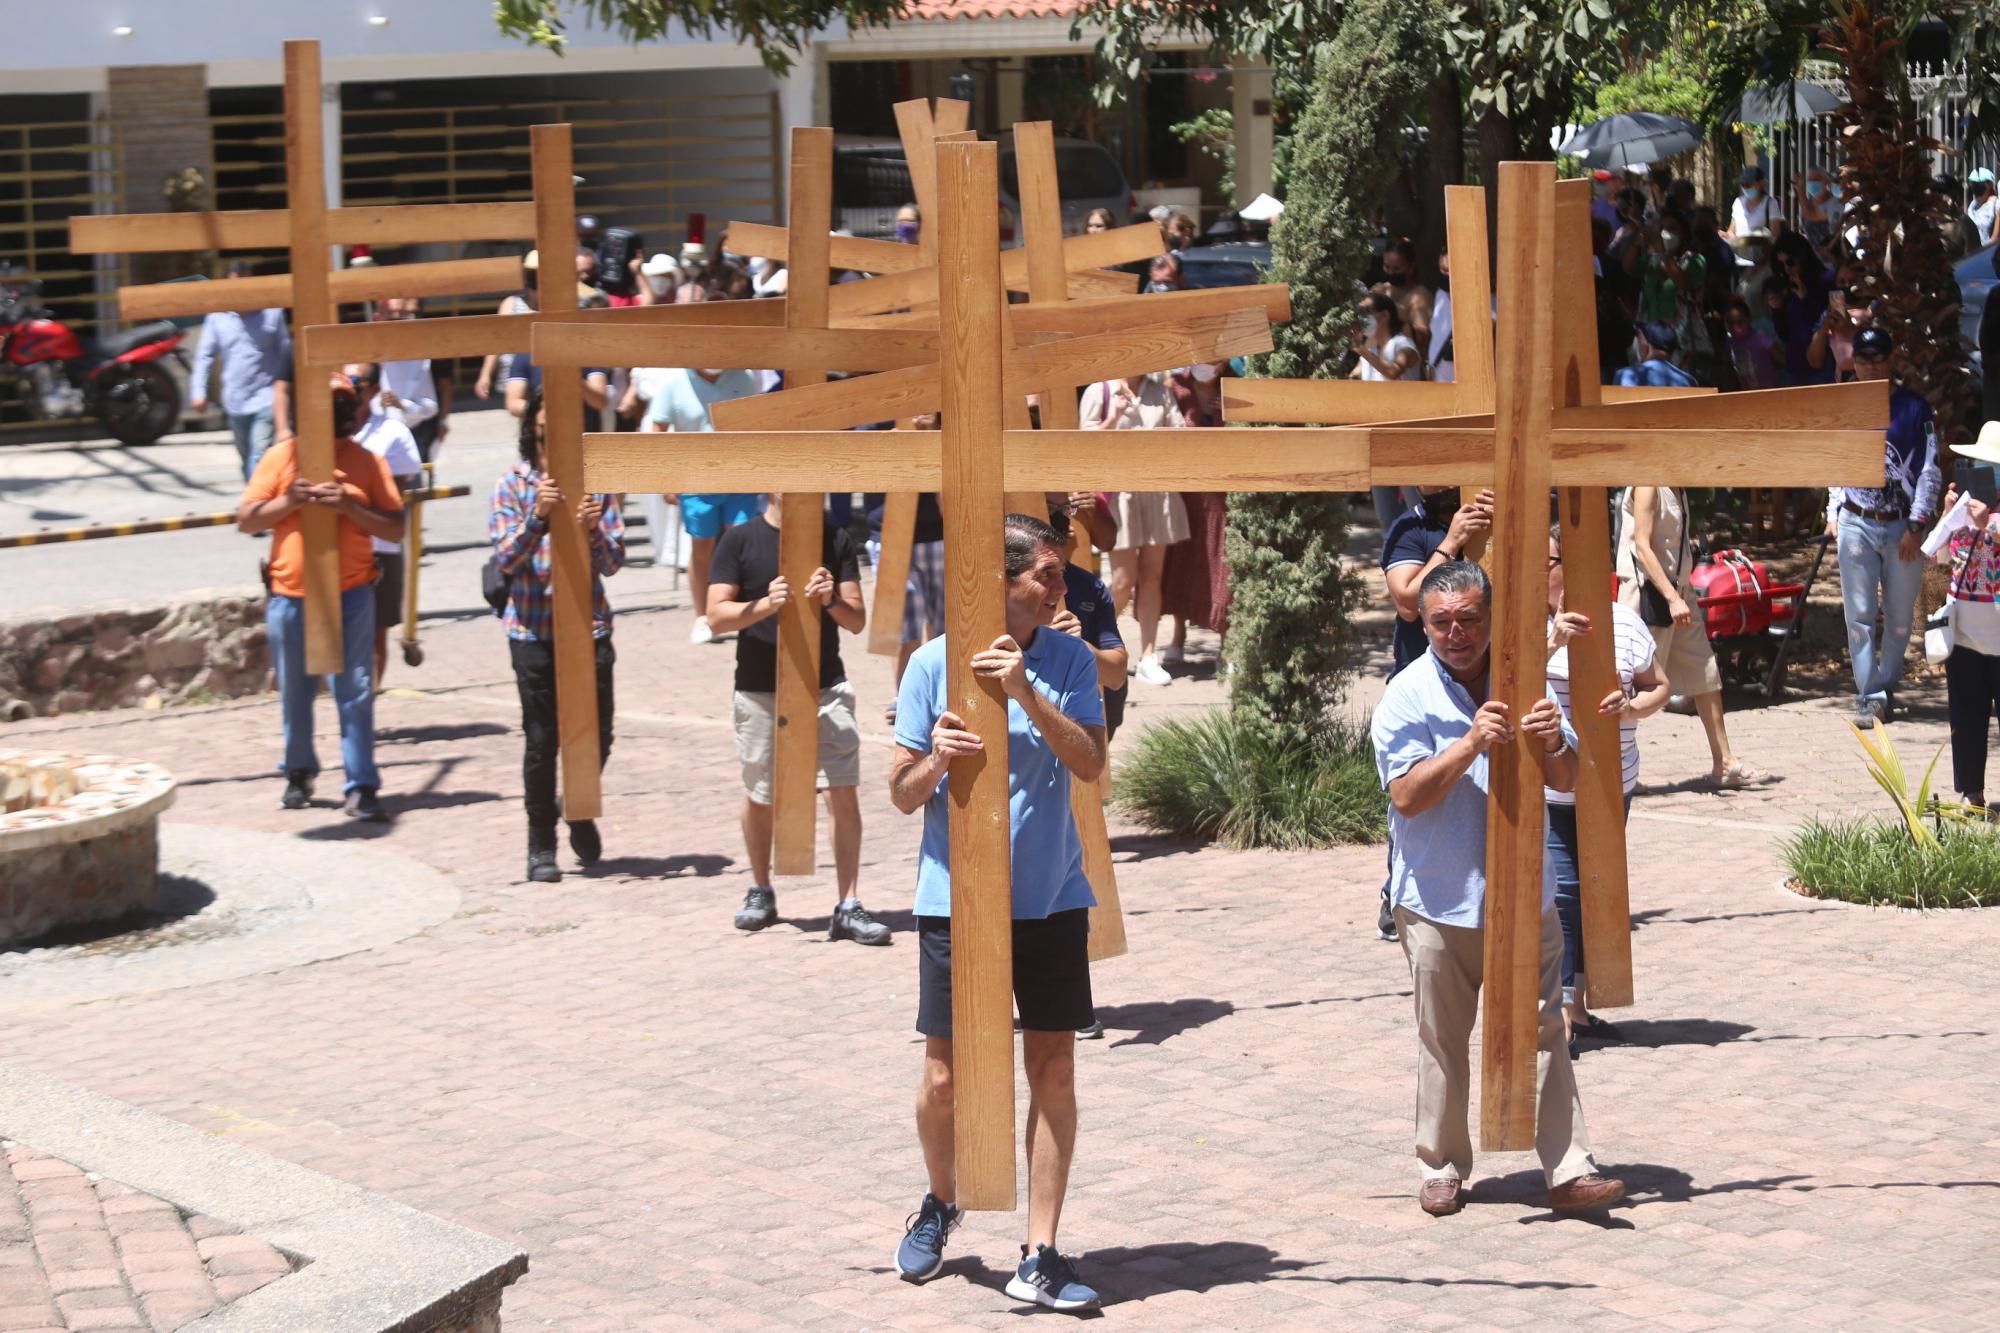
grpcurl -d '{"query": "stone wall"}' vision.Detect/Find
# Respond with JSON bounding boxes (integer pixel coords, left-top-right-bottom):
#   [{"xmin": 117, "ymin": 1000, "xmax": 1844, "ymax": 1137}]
[{"xmin": 0, "ymin": 593, "xmax": 269, "ymax": 720}]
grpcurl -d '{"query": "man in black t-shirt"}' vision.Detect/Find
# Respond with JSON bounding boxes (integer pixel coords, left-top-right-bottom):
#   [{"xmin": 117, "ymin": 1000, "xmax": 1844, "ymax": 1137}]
[{"xmin": 708, "ymin": 497, "xmax": 886, "ymax": 944}]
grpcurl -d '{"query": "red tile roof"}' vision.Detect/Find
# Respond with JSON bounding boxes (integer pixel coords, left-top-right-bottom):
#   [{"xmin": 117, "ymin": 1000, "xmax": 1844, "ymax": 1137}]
[{"xmin": 905, "ymin": 0, "xmax": 1085, "ymax": 20}]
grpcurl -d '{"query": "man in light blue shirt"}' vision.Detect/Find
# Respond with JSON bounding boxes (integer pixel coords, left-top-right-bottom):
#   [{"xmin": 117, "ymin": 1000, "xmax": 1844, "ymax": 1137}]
[
  {"xmin": 189, "ymin": 267, "xmax": 292, "ymax": 479},
  {"xmin": 1371, "ymin": 559, "xmax": 1624, "ymax": 1219},
  {"xmin": 640, "ymin": 366, "xmax": 766, "ymax": 642},
  {"xmin": 887, "ymin": 514, "xmax": 1108, "ymax": 1312}
]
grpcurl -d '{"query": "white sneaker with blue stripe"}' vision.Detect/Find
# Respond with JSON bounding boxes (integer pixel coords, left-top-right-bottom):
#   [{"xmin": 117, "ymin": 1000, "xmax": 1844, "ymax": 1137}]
[{"xmin": 1005, "ymin": 1243, "xmax": 1101, "ymax": 1312}]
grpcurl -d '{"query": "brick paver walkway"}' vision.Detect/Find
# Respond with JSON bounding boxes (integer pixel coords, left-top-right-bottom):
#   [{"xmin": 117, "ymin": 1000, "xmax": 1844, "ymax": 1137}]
[
  {"xmin": 4, "ymin": 540, "xmax": 1996, "ymax": 1330},
  {"xmin": 0, "ymin": 1145, "xmax": 290, "ymax": 1331}
]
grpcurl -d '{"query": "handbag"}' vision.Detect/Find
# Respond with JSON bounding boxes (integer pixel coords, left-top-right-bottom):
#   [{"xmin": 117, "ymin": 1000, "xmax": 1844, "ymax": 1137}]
[
  {"xmin": 481, "ymin": 554, "xmax": 510, "ymax": 617},
  {"xmin": 1636, "ymin": 496, "xmax": 1692, "ymax": 629},
  {"xmin": 1925, "ymin": 600, "xmax": 1955, "ymax": 666}
]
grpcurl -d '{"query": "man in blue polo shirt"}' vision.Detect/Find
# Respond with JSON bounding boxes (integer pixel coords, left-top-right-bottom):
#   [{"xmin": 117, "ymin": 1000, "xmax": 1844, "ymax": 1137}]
[
  {"xmin": 888, "ymin": 514, "xmax": 1107, "ymax": 1314},
  {"xmin": 641, "ymin": 365, "xmax": 766, "ymax": 643},
  {"xmin": 1371, "ymin": 559, "xmax": 1625, "ymax": 1219}
]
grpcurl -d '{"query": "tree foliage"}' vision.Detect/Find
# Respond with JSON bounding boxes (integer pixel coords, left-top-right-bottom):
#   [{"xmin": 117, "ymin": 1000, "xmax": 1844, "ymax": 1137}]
[
  {"xmin": 492, "ymin": 0, "xmax": 910, "ymax": 73},
  {"xmin": 1222, "ymin": 2, "xmax": 1434, "ymax": 751}
]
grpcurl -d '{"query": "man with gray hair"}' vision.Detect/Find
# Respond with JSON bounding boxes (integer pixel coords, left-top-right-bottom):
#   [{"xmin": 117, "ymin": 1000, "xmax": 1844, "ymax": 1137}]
[{"xmin": 1370, "ymin": 559, "xmax": 1626, "ymax": 1217}]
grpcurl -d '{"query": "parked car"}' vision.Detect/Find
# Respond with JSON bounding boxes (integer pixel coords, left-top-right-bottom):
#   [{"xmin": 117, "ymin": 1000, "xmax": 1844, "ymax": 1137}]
[
  {"xmin": 1174, "ymin": 242, "xmax": 1273, "ymax": 290},
  {"xmin": 831, "ymin": 133, "xmax": 1132, "ymax": 247}
]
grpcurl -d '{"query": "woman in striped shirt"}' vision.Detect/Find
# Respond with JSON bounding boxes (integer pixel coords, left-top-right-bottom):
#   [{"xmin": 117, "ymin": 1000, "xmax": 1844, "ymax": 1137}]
[{"xmin": 1545, "ymin": 523, "xmax": 1672, "ymax": 1054}]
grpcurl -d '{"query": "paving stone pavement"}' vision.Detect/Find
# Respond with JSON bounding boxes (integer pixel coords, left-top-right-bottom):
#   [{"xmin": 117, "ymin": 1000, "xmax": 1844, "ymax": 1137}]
[
  {"xmin": 0, "ymin": 1144, "xmax": 291, "ymax": 1332},
  {"xmin": 4, "ymin": 549, "xmax": 1997, "ymax": 1331}
]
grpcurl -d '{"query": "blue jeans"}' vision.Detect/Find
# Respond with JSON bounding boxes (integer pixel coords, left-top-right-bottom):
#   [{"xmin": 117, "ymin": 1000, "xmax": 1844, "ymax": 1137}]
[
  {"xmin": 228, "ymin": 409, "xmax": 276, "ymax": 479},
  {"xmin": 1546, "ymin": 796, "xmax": 1632, "ymax": 1007},
  {"xmin": 1837, "ymin": 512, "xmax": 1924, "ymax": 704},
  {"xmin": 267, "ymin": 586, "xmax": 379, "ymax": 793}
]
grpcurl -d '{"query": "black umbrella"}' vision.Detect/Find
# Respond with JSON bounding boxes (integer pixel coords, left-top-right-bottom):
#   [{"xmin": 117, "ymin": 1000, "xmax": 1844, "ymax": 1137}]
[{"xmin": 1558, "ymin": 113, "xmax": 1703, "ymax": 170}]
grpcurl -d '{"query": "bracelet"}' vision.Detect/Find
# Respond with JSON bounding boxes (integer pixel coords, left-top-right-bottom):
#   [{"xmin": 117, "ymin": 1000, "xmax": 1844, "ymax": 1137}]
[{"xmin": 1545, "ymin": 738, "xmax": 1571, "ymax": 760}]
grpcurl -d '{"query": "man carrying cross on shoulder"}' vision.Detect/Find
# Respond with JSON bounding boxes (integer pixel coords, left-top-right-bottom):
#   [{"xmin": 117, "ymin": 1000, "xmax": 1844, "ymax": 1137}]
[{"xmin": 1371, "ymin": 559, "xmax": 1626, "ymax": 1218}]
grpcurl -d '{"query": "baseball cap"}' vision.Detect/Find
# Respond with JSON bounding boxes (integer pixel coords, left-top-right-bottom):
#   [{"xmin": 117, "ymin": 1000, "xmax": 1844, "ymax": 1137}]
[
  {"xmin": 1853, "ymin": 327, "xmax": 1893, "ymax": 359},
  {"xmin": 639, "ymin": 252, "xmax": 679, "ymax": 276},
  {"xmin": 1739, "ymin": 164, "xmax": 1767, "ymax": 185},
  {"xmin": 1971, "ymin": 167, "xmax": 1997, "ymax": 185}
]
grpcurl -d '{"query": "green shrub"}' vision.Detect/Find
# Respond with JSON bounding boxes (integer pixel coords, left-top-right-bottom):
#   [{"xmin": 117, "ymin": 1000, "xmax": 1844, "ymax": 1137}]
[
  {"xmin": 1780, "ymin": 818, "xmax": 2000, "ymax": 910},
  {"xmin": 1115, "ymin": 708, "xmax": 1386, "ymax": 851}
]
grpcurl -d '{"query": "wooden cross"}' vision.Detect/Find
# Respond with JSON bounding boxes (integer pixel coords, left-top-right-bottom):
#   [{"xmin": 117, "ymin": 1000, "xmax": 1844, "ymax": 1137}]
[
  {"xmin": 1225, "ymin": 168, "xmax": 1886, "ymax": 1151},
  {"xmin": 536, "ymin": 117, "xmax": 1266, "ymax": 911},
  {"xmin": 66, "ymin": 40, "xmax": 542, "ymax": 674}
]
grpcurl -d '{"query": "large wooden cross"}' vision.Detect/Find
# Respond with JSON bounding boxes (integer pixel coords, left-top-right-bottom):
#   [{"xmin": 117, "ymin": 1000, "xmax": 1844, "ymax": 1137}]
[
  {"xmin": 66, "ymin": 40, "xmax": 540, "ymax": 674},
  {"xmin": 1227, "ymin": 169, "xmax": 1886, "ymax": 1150},
  {"xmin": 291, "ymin": 125, "xmax": 785, "ymax": 821},
  {"xmin": 536, "ymin": 116, "xmax": 1264, "ymax": 927}
]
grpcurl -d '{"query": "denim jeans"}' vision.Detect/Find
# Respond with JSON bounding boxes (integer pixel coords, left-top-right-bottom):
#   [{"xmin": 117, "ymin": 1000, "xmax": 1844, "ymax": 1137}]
[
  {"xmin": 1837, "ymin": 511, "xmax": 1924, "ymax": 704},
  {"xmin": 1546, "ymin": 796, "xmax": 1632, "ymax": 1007},
  {"xmin": 228, "ymin": 408, "xmax": 276, "ymax": 479},
  {"xmin": 267, "ymin": 585, "xmax": 379, "ymax": 793}
]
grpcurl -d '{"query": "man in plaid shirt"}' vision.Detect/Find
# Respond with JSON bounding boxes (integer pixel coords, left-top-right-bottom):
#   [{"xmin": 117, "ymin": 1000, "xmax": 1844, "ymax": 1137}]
[{"xmin": 490, "ymin": 388, "xmax": 624, "ymax": 882}]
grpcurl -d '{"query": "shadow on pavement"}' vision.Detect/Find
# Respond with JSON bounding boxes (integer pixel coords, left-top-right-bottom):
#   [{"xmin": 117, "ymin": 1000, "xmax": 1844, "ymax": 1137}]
[
  {"xmin": 2, "ymin": 874, "xmax": 217, "ymax": 955},
  {"xmin": 584, "ymin": 853, "xmax": 733, "ymax": 879},
  {"xmin": 788, "ymin": 907, "xmax": 918, "ymax": 937},
  {"xmin": 1095, "ymin": 998, "xmax": 1236, "ymax": 1048},
  {"xmin": 375, "ymin": 722, "xmax": 510, "ymax": 745},
  {"xmin": 1106, "ymin": 832, "xmax": 1205, "ymax": 863},
  {"xmin": 1605, "ymin": 1018, "xmax": 1757, "ymax": 1047}
]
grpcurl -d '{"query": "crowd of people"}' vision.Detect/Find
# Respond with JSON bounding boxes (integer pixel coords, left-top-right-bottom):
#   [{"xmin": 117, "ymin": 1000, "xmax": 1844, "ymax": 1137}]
[{"xmin": 194, "ymin": 162, "xmax": 2000, "ymax": 1314}]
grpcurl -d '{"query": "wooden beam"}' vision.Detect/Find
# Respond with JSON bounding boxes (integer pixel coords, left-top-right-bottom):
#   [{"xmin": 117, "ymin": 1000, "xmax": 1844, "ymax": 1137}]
[
  {"xmin": 820, "ymin": 222, "xmax": 1172, "ymax": 321},
  {"xmin": 1222, "ymin": 379, "xmax": 1458, "ymax": 424},
  {"xmin": 581, "ymin": 427, "xmax": 1381, "ymax": 495},
  {"xmin": 118, "ymin": 256, "xmax": 526, "ymax": 321},
  {"xmin": 709, "ymin": 312, "xmax": 1272, "ymax": 434},
  {"xmin": 724, "ymin": 220, "xmax": 927, "ymax": 274},
  {"xmin": 774, "ymin": 127, "xmax": 834, "ymax": 879},
  {"xmin": 303, "ymin": 298, "xmax": 788, "ymax": 365},
  {"xmin": 1550, "ymin": 178, "xmax": 1632, "ymax": 1013},
  {"xmin": 1013, "ymin": 118, "xmax": 1126, "ymax": 963},
  {"xmin": 284, "ymin": 40, "xmax": 342, "ymax": 677},
  {"xmin": 72, "ymin": 201, "xmax": 537, "ymax": 254},
  {"xmin": 937, "ymin": 139, "xmax": 1016, "ymax": 1213},
  {"xmin": 868, "ymin": 485, "xmax": 921, "ymax": 657},
  {"xmin": 533, "ymin": 123, "xmax": 603, "ymax": 823},
  {"xmin": 848, "ymin": 280, "xmax": 1289, "ymax": 334},
  {"xmin": 1481, "ymin": 161, "xmax": 1556, "ymax": 1155},
  {"xmin": 532, "ymin": 323, "xmax": 939, "ymax": 374},
  {"xmin": 1549, "ymin": 430, "xmax": 1886, "ymax": 486},
  {"xmin": 1444, "ymin": 184, "xmax": 1497, "ymax": 564},
  {"xmin": 1554, "ymin": 378, "xmax": 1889, "ymax": 432}
]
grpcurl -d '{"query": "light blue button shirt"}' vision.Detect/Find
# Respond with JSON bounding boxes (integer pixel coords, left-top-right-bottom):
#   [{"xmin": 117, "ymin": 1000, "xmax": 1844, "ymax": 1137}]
[
  {"xmin": 1371, "ymin": 649, "xmax": 1574, "ymax": 928},
  {"xmin": 895, "ymin": 628, "xmax": 1104, "ymax": 920},
  {"xmin": 191, "ymin": 308, "xmax": 292, "ymax": 416},
  {"xmin": 643, "ymin": 367, "xmax": 762, "ymax": 432}
]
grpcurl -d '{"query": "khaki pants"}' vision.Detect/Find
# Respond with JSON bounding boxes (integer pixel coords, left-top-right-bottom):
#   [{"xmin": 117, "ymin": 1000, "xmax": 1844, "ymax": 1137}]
[{"xmin": 1395, "ymin": 905, "xmax": 1598, "ymax": 1187}]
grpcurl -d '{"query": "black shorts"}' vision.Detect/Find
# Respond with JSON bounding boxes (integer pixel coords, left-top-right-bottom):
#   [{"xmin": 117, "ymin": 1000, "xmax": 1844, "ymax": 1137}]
[
  {"xmin": 373, "ymin": 553, "xmax": 404, "ymax": 631},
  {"xmin": 915, "ymin": 908, "xmax": 1094, "ymax": 1039}
]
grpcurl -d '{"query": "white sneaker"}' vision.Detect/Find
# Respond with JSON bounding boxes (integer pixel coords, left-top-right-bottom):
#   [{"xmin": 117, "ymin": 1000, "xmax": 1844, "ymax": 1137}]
[
  {"xmin": 689, "ymin": 617, "xmax": 716, "ymax": 645},
  {"xmin": 1134, "ymin": 655, "xmax": 1171, "ymax": 687},
  {"xmin": 1160, "ymin": 644, "xmax": 1184, "ymax": 666}
]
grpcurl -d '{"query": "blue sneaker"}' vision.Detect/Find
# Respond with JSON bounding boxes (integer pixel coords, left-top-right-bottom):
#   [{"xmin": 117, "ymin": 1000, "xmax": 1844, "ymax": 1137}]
[
  {"xmin": 895, "ymin": 1193, "xmax": 961, "ymax": 1282},
  {"xmin": 1006, "ymin": 1244, "xmax": 1100, "ymax": 1312}
]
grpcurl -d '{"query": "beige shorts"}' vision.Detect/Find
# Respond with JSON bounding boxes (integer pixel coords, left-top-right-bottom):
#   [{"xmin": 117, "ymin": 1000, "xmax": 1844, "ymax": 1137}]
[
  {"xmin": 1112, "ymin": 491, "xmax": 1190, "ymax": 550},
  {"xmin": 733, "ymin": 683, "xmax": 861, "ymax": 804},
  {"xmin": 1649, "ymin": 619, "xmax": 1722, "ymax": 697}
]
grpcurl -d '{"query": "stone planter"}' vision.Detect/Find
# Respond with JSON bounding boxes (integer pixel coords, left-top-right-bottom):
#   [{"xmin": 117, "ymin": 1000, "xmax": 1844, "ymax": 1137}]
[{"xmin": 0, "ymin": 750, "xmax": 176, "ymax": 946}]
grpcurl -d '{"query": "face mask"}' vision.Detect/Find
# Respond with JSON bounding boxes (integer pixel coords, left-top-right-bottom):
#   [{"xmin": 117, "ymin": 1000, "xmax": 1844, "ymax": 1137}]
[
  {"xmin": 1660, "ymin": 231, "xmax": 1680, "ymax": 251},
  {"xmin": 1365, "ymin": 315, "xmax": 1382, "ymax": 337},
  {"xmin": 749, "ymin": 257, "xmax": 774, "ymax": 278},
  {"xmin": 646, "ymin": 275, "xmax": 672, "ymax": 296},
  {"xmin": 1422, "ymin": 491, "xmax": 1459, "ymax": 523},
  {"xmin": 1190, "ymin": 361, "xmax": 1219, "ymax": 383},
  {"xmin": 1742, "ymin": 186, "xmax": 1763, "ymax": 200},
  {"xmin": 1830, "ymin": 184, "xmax": 1844, "ymax": 199},
  {"xmin": 1436, "ymin": 275, "xmax": 1450, "ymax": 294},
  {"xmin": 1805, "ymin": 181, "xmax": 1827, "ymax": 200},
  {"xmin": 1385, "ymin": 269, "xmax": 1410, "ymax": 286},
  {"xmin": 332, "ymin": 394, "xmax": 366, "ymax": 437},
  {"xmin": 894, "ymin": 220, "xmax": 919, "ymax": 244},
  {"xmin": 1146, "ymin": 280, "xmax": 1177, "ymax": 293}
]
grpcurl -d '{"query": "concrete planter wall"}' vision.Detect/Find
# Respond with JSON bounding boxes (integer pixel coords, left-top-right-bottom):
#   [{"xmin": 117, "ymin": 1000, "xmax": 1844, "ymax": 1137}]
[
  {"xmin": 0, "ymin": 750, "xmax": 177, "ymax": 946},
  {"xmin": 0, "ymin": 592, "xmax": 270, "ymax": 720}
]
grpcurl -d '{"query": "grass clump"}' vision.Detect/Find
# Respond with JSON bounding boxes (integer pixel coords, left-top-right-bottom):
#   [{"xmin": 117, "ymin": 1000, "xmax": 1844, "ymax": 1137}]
[
  {"xmin": 1115, "ymin": 707, "xmax": 1386, "ymax": 851},
  {"xmin": 1781, "ymin": 817, "xmax": 2000, "ymax": 909}
]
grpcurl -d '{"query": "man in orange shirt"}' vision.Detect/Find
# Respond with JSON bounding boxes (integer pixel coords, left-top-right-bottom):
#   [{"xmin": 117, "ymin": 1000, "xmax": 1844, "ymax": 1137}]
[{"xmin": 237, "ymin": 373, "xmax": 406, "ymax": 819}]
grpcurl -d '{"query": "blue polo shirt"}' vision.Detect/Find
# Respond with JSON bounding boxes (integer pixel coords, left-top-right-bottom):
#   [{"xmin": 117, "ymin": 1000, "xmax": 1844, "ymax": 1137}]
[
  {"xmin": 1370, "ymin": 649, "xmax": 1574, "ymax": 928},
  {"xmin": 1063, "ymin": 564, "xmax": 1125, "ymax": 655},
  {"xmin": 895, "ymin": 627, "xmax": 1105, "ymax": 920},
  {"xmin": 1381, "ymin": 504, "xmax": 1449, "ymax": 676}
]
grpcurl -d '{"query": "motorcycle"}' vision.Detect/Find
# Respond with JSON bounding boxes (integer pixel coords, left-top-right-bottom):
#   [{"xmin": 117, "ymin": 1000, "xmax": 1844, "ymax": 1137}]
[{"xmin": 0, "ymin": 270, "xmax": 187, "ymax": 445}]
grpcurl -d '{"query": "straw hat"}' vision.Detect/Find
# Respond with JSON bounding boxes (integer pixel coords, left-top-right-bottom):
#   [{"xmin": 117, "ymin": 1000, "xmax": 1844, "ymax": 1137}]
[{"xmin": 1953, "ymin": 419, "xmax": 2000, "ymax": 467}]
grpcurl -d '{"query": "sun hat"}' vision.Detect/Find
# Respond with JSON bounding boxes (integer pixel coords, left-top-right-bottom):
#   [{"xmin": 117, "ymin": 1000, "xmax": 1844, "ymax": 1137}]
[
  {"xmin": 1953, "ymin": 419, "xmax": 2000, "ymax": 466},
  {"xmin": 639, "ymin": 252, "xmax": 679, "ymax": 276}
]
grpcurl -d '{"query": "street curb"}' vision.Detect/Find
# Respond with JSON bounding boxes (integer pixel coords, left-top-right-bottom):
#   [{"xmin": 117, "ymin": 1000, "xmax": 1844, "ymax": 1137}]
[{"xmin": 0, "ymin": 1062, "xmax": 526, "ymax": 1332}]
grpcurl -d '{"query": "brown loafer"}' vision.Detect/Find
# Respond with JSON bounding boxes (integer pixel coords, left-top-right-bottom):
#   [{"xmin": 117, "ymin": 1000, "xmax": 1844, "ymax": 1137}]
[
  {"xmin": 1418, "ymin": 1177, "xmax": 1463, "ymax": 1216},
  {"xmin": 1548, "ymin": 1173, "xmax": 1625, "ymax": 1212}
]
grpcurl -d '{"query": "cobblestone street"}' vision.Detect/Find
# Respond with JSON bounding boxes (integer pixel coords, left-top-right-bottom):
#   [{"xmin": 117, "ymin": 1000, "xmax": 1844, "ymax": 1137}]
[{"xmin": 4, "ymin": 491, "xmax": 1997, "ymax": 1330}]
